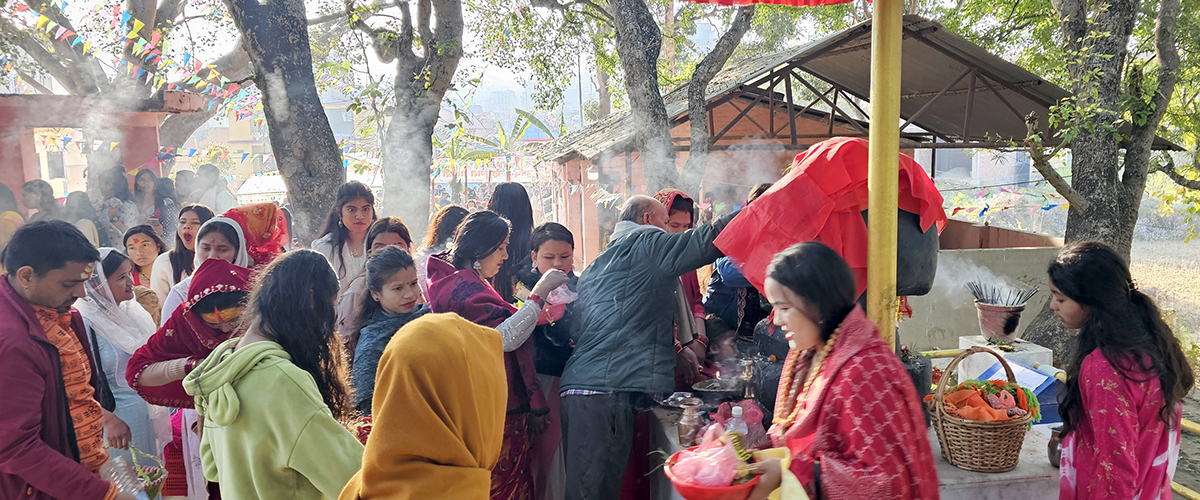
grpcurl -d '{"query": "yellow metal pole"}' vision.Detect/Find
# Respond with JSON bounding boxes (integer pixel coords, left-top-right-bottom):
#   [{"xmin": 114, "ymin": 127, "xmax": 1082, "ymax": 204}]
[
  {"xmin": 866, "ymin": 0, "xmax": 904, "ymax": 344},
  {"xmin": 919, "ymin": 349, "xmax": 966, "ymax": 359}
]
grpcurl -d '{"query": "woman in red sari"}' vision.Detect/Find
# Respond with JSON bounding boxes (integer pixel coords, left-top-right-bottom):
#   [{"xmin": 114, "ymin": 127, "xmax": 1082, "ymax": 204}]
[
  {"xmin": 750, "ymin": 242, "xmax": 938, "ymax": 500},
  {"xmin": 426, "ymin": 210, "xmax": 568, "ymax": 500}
]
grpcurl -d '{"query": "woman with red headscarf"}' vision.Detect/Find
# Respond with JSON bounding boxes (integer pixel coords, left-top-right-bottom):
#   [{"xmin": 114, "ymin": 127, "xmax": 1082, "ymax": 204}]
[
  {"xmin": 126, "ymin": 258, "xmax": 252, "ymax": 498},
  {"xmin": 652, "ymin": 189, "xmax": 709, "ymax": 390},
  {"xmin": 158, "ymin": 203, "xmax": 287, "ymax": 322}
]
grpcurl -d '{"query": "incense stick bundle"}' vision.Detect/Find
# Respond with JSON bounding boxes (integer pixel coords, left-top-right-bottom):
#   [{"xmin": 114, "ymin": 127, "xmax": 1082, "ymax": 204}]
[{"xmin": 965, "ymin": 280, "xmax": 1039, "ymax": 306}]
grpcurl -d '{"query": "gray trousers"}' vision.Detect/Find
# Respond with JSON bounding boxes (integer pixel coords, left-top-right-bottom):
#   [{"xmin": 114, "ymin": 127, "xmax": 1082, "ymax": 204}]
[{"xmin": 562, "ymin": 393, "xmax": 638, "ymax": 500}]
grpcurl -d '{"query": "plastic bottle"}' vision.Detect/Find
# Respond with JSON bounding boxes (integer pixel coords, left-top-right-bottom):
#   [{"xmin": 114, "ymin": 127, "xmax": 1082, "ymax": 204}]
[
  {"xmin": 726, "ymin": 406, "xmax": 748, "ymax": 441},
  {"xmin": 99, "ymin": 456, "xmax": 150, "ymax": 500}
]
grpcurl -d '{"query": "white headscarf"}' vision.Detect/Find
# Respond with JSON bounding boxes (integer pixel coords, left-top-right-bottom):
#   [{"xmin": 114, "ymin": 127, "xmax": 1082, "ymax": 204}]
[
  {"xmin": 75, "ymin": 248, "xmax": 158, "ymax": 354},
  {"xmin": 195, "ymin": 217, "xmax": 251, "ymax": 269}
]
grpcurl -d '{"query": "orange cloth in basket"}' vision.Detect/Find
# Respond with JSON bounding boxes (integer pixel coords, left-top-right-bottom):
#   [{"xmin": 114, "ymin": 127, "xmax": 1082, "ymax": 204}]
[{"xmin": 941, "ymin": 389, "xmax": 1013, "ymax": 422}]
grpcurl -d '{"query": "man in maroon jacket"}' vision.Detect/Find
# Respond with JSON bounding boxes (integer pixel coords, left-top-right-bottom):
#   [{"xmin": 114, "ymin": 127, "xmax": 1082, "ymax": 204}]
[{"xmin": 0, "ymin": 221, "xmax": 136, "ymax": 500}]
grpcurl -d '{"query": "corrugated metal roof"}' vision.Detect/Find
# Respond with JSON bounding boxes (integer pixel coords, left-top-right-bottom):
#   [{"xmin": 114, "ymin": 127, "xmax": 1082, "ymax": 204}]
[{"xmin": 529, "ymin": 15, "xmax": 1178, "ymax": 163}]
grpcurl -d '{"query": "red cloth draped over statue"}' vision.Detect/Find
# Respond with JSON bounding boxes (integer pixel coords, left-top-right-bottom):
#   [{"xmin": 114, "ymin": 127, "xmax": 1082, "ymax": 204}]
[
  {"xmin": 679, "ymin": 0, "xmax": 854, "ymax": 6},
  {"xmin": 713, "ymin": 136, "xmax": 947, "ymax": 298}
]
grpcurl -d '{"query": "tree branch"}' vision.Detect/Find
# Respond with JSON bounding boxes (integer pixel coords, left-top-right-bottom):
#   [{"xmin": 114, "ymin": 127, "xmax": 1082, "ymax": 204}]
[
  {"xmin": 344, "ymin": 0, "xmax": 405, "ymax": 62},
  {"xmin": 1049, "ymin": 0, "xmax": 1086, "ymax": 80},
  {"xmin": 13, "ymin": 68, "xmax": 55, "ymax": 94},
  {"xmin": 1150, "ymin": 154, "xmax": 1200, "ymax": 190},
  {"xmin": 417, "ymin": 0, "xmax": 434, "ymax": 57},
  {"xmin": 529, "ymin": 0, "xmax": 613, "ymax": 23},
  {"xmin": 0, "ymin": 18, "xmax": 80, "ymax": 94},
  {"xmin": 678, "ymin": 4, "xmax": 755, "ymax": 193},
  {"xmin": 154, "ymin": 0, "xmax": 187, "ymax": 32},
  {"xmin": 1024, "ymin": 111, "xmax": 1090, "ymax": 213},
  {"xmin": 159, "ymin": 44, "xmax": 252, "ymax": 148},
  {"xmin": 1119, "ymin": 0, "xmax": 1179, "ymax": 197}
]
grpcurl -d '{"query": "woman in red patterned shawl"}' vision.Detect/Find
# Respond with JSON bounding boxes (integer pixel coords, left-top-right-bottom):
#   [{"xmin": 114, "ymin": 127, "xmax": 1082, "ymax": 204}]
[
  {"xmin": 126, "ymin": 258, "xmax": 251, "ymax": 498},
  {"xmin": 127, "ymin": 258, "xmax": 252, "ymax": 407},
  {"xmin": 426, "ymin": 210, "xmax": 568, "ymax": 500},
  {"xmin": 749, "ymin": 242, "xmax": 938, "ymax": 500}
]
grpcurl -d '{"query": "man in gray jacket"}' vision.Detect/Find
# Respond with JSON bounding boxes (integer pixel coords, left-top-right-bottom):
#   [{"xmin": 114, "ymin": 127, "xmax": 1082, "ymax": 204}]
[{"xmin": 560, "ymin": 195, "xmax": 738, "ymax": 500}]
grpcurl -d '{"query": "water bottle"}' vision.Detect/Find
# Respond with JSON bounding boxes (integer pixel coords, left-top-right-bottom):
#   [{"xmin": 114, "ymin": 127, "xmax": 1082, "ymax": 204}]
[
  {"xmin": 726, "ymin": 406, "xmax": 748, "ymax": 441},
  {"xmin": 99, "ymin": 456, "xmax": 150, "ymax": 500}
]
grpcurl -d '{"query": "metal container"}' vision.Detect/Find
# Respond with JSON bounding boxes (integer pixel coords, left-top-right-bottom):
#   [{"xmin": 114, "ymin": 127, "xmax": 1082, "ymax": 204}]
[{"xmin": 692, "ymin": 378, "xmax": 743, "ymax": 407}]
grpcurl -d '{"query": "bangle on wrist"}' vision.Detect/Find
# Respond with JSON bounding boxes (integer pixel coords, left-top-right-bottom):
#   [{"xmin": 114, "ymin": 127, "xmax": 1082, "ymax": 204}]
[
  {"xmin": 693, "ymin": 336, "xmax": 709, "ymax": 348},
  {"xmin": 675, "ymin": 340, "xmax": 684, "ymax": 353},
  {"xmin": 184, "ymin": 357, "xmax": 198, "ymax": 374},
  {"xmin": 527, "ymin": 294, "xmax": 546, "ymax": 307}
]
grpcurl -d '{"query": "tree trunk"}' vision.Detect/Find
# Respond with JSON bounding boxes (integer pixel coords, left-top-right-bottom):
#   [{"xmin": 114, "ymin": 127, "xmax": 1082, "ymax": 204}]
[
  {"xmin": 381, "ymin": 93, "xmax": 439, "ymax": 242},
  {"xmin": 224, "ymin": 0, "xmax": 345, "ymax": 242},
  {"xmin": 663, "ymin": 0, "xmax": 675, "ymax": 78},
  {"xmin": 610, "ymin": 0, "xmax": 675, "ymax": 192},
  {"xmin": 1021, "ymin": 0, "xmax": 1180, "ymax": 366},
  {"xmin": 159, "ymin": 47, "xmax": 254, "ymax": 150},
  {"xmin": 597, "ymin": 64, "xmax": 612, "ymax": 118},
  {"xmin": 677, "ymin": 5, "xmax": 755, "ymax": 195},
  {"xmin": 367, "ymin": 0, "xmax": 463, "ymax": 240}
]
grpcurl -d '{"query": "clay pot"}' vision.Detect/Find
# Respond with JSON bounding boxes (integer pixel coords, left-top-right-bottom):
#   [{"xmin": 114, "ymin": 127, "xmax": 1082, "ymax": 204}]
[{"xmin": 976, "ymin": 302, "xmax": 1026, "ymax": 342}]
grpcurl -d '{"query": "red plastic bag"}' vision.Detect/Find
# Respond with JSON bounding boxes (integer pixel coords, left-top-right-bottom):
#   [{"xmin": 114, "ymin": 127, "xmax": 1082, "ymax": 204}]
[{"xmin": 671, "ymin": 424, "xmax": 740, "ymax": 487}]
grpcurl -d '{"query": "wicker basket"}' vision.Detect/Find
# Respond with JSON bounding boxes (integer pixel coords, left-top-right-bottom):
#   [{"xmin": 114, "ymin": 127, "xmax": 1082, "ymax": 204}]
[
  {"xmin": 129, "ymin": 445, "xmax": 169, "ymax": 499},
  {"xmin": 929, "ymin": 346, "xmax": 1032, "ymax": 473}
]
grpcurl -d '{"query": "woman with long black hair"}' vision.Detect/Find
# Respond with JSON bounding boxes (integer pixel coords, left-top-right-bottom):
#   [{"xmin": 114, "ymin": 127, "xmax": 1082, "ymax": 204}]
[
  {"xmin": 313, "ymin": 181, "xmax": 377, "ymax": 295},
  {"xmin": 349, "ymin": 246, "xmax": 427, "ymax": 414},
  {"xmin": 97, "ymin": 166, "xmax": 140, "ymax": 245},
  {"xmin": 184, "ymin": 249, "xmax": 363, "ymax": 499},
  {"xmin": 1052, "ymin": 241, "xmax": 1194, "ymax": 499},
  {"xmin": 487, "ymin": 182, "xmax": 534, "ymax": 303},
  {"xmin": 151, "ymin": 177, "xmax": 180, "ymax": 246},
  {"xmin": 415, "ymin": 204, "xmax": 469, "ymax": 301},
  {"xmin": 749, "ymin": 242, "xmax": 937, "ymax": 500},
  {"xmin": 64, "ymin": 191, "xmax": 105, "ymax": 247},
  {"xmin": 133, "ymin": 169, "xmax": 158, "ymax": 223},
  {"xmin": 426, "ymin": 210, "xmax": 567, "ymax": 500},
  {"xmin": 149, "ymin": 204, "xmax": 214, "ymax": 306},
  {"xmin": 20, "ymin": 179, "xmax": 63, "ymax": 222}
]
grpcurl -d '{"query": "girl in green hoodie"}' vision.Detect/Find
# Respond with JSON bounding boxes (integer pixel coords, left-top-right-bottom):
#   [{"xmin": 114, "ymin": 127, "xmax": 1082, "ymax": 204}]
[{"xmin": 184, "ymin": 249, "xmax": 363, "ymax": 499}]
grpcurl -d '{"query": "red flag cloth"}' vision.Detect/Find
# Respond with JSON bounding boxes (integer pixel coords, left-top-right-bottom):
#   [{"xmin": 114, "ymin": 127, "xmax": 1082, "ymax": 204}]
[
  {"xmin": 681, "ymin": 0, "xmax": 853, "ymax": 5},
  {"xmin": 713, "ymin": 137, "xmax": 947, "ymax": 298}
]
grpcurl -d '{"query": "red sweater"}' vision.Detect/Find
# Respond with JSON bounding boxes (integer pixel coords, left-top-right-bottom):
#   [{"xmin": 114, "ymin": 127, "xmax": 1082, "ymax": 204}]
[{"xmin": 0, "ymin": 279, "xmax": 112, "ymax": 500}]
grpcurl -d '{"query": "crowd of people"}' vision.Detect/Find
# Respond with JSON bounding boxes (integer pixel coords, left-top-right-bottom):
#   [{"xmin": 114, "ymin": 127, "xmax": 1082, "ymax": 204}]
[{"xmin": 0, "ymin": 165, "xmax": 1194, "ymax": 500}]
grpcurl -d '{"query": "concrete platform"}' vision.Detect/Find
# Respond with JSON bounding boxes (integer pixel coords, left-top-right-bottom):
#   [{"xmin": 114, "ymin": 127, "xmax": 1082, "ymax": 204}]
[{"xmin": 933, "ymin": 424, "xmax": 1060, "ymax": 500}]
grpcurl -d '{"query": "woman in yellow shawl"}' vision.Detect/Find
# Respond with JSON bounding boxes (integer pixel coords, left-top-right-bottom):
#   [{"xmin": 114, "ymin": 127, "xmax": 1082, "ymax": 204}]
[{"xmin": 340, "ymin": 313, "xmax": 507, "ymax": 500}]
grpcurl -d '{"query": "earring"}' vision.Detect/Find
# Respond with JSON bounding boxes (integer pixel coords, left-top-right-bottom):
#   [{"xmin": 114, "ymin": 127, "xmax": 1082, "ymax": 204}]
[
  {"xmin": 532, "ymin": 262, "xmax": 539, "ymax": 273},
  {"xmin": 473, "ymin": 260, "xmax": 482, "ymax": 270}
]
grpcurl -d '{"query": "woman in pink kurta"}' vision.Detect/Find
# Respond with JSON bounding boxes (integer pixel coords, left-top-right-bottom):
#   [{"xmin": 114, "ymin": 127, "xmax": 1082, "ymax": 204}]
[{"xmin": 1048, "ymin": 242, "xmax": 1194, "ymax": 500}]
